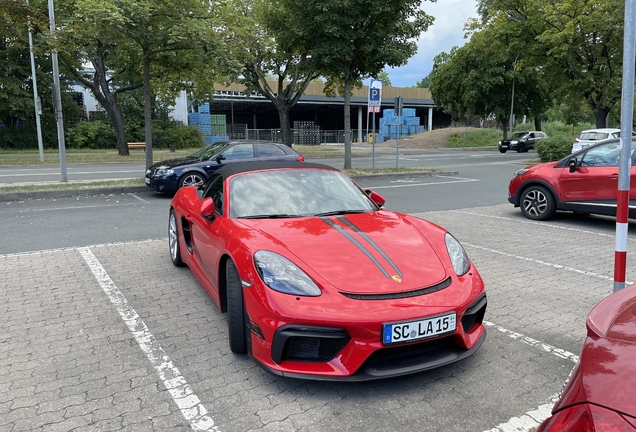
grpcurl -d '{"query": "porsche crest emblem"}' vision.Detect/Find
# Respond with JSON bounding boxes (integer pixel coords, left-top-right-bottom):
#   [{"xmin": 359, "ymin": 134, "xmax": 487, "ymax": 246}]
[{"xmin": 391, "ymin": 275, "xmax": 402, "ymax": 283}]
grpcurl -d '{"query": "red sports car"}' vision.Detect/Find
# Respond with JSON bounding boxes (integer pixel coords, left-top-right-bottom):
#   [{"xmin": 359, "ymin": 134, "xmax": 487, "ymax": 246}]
[
  {"xmin": 508, "ymin": 138, "xmax": 636, "ymax": 220},
  {"xmin": 168, "ymin": 161, "xmax": 487, "ymax": 380},
  {"xmin": 537, "ymin": 284, "xmax": 636, "ymax": 431}
]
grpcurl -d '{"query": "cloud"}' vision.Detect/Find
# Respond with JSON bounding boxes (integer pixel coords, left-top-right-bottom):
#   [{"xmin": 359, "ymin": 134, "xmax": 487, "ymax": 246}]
[{"xmin": 387, "ymin": 0, "xmax": 478, "ymax": 87}]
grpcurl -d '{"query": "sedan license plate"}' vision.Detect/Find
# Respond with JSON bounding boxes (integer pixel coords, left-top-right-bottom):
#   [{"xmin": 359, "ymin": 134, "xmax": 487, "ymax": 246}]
[
  {"xmin": 382, "ymin": 312, "xmax": 456, "ymax": 345},
  {"xmin": 144, "ymin": 177, "xmax": 150, "ymax": 185}
]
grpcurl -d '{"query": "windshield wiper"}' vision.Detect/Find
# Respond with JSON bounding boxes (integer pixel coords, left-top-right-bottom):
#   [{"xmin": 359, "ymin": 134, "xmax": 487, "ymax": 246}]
[
  {"xmin": 238, "ymin": 214, "xmax": 302, "ymax": 219},
  {"xmin": 314, "ymin": 209, "xmax": 368, "ymax": 217}
]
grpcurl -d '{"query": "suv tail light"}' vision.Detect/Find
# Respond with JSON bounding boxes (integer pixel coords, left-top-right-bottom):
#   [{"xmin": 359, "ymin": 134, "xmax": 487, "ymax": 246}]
[
  {"xmin": 538, "ymin": 403, "xmax": 634, "ymax": 432},
  {"xmin": 297, "ymin": 155, "xmax": 305, "ymax": 162}
]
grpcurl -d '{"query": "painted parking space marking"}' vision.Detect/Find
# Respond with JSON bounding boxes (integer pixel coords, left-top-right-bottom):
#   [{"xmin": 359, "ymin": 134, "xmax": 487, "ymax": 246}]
[
  {"xmin": 78, "ymin": 246, "xmax": 218, "ymax": 432},
  {"xmin": 453, "ymin": 210, "xmax": 636, "ymax": 242},
  {"xmin": 128, "ymin": 192, "xmax": 148, "ymax": 202},
  {"xmin": 465, "ymin": 242, "xmax": 635, "ymax": 285},
  {"xmin": 370, "ymin": 176, "xmax": 479, "ymax": 189}
]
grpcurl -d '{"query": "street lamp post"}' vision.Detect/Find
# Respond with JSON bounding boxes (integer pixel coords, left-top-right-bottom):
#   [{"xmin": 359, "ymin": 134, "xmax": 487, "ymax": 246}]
[
  {"xmin": 509, "ymin": 53, "xmax": 520, "ymax": 136},
  {"xmin": 48, "ymin": 0, "xmax": 68, "ymax": 182}
]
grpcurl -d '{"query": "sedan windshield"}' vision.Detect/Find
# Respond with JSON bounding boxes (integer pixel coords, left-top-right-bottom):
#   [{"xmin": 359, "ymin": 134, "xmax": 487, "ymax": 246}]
[
  {"xmin": 189, "ymin": 142, "xmax": 227, "ymax": 159},
  {"xmin": 229, "ymin": 169, "xmax": 377, "ymax": 218}
]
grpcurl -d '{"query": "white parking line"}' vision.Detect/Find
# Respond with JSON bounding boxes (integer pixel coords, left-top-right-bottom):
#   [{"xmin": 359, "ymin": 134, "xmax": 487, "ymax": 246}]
[
  {"xmin": 453, "ymin": 210, "xmax": 636, "ymax": 242},
  {"xmin": 128, "ymin": 192, "xmax": 148, "ymax": 202},
  {"xmin": 465, "ymin": 242, "xmax": 635, "ymax": 285},
  {"xmin": 370, "ymin": 176, "xmax": 479, "ymax": 189},
  {"xmin": 79, "ymin": 247, "xmax": 219, "ymax": 431}
]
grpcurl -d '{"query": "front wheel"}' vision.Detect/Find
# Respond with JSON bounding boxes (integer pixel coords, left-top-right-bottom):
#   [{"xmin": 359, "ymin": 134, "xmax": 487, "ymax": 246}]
[
  {"xmin": 499, "ymin": 148, "xmax": 507, "ymax": 153},
  {"xmin": 179, "ymin": 172, "xmax": 205, "ymax": 188},
  {"xmin": 520, "ymin": 186, "xmax": 556, "ymax": 220},
  {"xmin": 168, "ymin": 209, "xmax": 185, "ymax": 267},
  {"xmin": 516, "ymin": 143, "xmax": 526, "ymax": 153},
  {"xmin": 226, "ymin": 260, "xmax": 247, "ymax": 354}
]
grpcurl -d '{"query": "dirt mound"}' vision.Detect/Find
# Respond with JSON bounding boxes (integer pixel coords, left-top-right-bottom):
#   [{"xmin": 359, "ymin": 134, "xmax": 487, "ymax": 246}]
[{"xmin": 376, "ymin": 127, "xmax": 483, "ymax": 149}]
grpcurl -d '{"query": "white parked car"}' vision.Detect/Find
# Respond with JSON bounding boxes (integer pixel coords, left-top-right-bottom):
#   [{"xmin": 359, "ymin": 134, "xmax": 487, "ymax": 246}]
[{"xmin": 571, "ymin": 128, "xmax": 633, "ymax": 153}]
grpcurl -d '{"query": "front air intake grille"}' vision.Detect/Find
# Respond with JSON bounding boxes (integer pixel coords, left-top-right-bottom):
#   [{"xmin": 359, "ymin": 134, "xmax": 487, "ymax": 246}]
[
  {"xmin": 339, "ymin": 277, "xmax": 452, "ymax": 300},
  {"xmin": 461, "ymin": 294, "xmax": 487, "ymax": 334},
  {"xmin": 271, "ymin": 326, "xmax": 351, "ymax": 364}
]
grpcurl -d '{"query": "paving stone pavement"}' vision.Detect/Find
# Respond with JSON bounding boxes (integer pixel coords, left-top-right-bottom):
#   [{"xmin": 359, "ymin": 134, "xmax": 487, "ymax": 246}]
[{"xmin": 1, "ymin": 203, "xmax": 632, "ymax": 431}]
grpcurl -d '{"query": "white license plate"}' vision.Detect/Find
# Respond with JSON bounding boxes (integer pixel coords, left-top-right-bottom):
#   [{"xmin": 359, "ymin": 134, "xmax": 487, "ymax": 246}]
[
  {"xmin": 144, "ymin": 177, "xmax": 150, "ymax": 184},
  {"xmin": 382, "ymin": 312, "xmax": 456, "ymax": 345}
]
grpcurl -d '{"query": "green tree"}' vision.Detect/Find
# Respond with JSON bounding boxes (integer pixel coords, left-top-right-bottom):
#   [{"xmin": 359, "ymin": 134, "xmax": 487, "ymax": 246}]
[
  {"xmin": 415, "ymin": 73, "xmax": 431, "ymax": 88},
  {"xmin": 376, "ymin": 70, "xmax": 391, "ymax": 87},
  {"xmin": 265, "ymin": 0, "xmax": 434, "ymax": 169},
  {"xmin": 493, "ymin": 0, "xmax": 624, "ymax": 128},
  {"xmin": 231, "ymin": 0, "xmax": 318, "ymax": 147}
]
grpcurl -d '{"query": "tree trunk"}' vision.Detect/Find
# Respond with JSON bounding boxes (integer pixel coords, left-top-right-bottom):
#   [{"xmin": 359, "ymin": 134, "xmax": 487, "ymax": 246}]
[
  {"xmin": 501, "ymin": 119, "xmax": 508, "ymax": 140},
  {"xmin": 277, "ymin": 106, "xmax": 292, "ymax": 147},
  {"xmin": 143, "ymin": 45, "xmax": 153, "ymax": 169},
  {"xmin": 534, "ymin": 116, "xmax": 542, "ymax": 131},
  {"xmin": 593, "ymin": 106, "xmax": 610, "ymax": 129},
  {"xmin": 343, "ymin": 74, "xmax": 352, "ymax": 170},
  {"xmin": 102, "ymin": 94, "xmax": 128, "ymax": 156}
]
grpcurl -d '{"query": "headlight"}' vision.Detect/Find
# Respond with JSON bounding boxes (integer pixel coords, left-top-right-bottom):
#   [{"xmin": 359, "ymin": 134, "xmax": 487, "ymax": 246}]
[
  {"xmin": 511, "ymin": 140, "xmax": 518, "ymax": 144},
  {"xmin": 498, "ymin": 141, "xmax": 501, "ymax": 145},
  {"xmin": 254, "ymin": 251, "xmax": 321, "ymax": 296},
  {"xmin": 153, "ymin": 166, "xmax": 174, "ymax": 177},
  {"xmin": 445, "ymin": 233, "xmax": 470, "ymax": 276},
  {"xmin": 514, "ymin": 168, "xmax": 529, "ymax": 177}
]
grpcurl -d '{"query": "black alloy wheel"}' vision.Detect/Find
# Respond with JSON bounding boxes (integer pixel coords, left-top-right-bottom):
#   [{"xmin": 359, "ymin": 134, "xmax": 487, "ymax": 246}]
[
  {"xmin": 520, "ymin": 185, "xmax": 556, "ymax": 220},
  {"xmin": 517, "ymin": 143, "xmax": 526, "ymax": 153},
  {"xmin": 226, "ymin": 260, "xmax": 247, "ymax": 354},
  {"xmin": 179, "ymin": 172, "xmax": 206, "ymax": 188},
  {"xmin": 169, "ymin": 209, "xmax": 185, "ymax": 267}
]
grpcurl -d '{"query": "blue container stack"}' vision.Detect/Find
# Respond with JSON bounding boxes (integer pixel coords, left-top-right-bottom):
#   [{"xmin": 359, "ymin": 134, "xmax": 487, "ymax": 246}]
[
  {"xmin": 376, "ymin": 107, "xmax": 423, "ymax": 142},
  {"xmin": 189, "ymin": 103, "xmax": 228, "ymax": 144}
]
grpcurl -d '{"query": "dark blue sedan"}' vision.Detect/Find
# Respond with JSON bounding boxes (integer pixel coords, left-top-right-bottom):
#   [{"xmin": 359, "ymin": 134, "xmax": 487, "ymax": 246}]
[{"xmin": 145, "ymin": 140, "xmax": 305, "ymax": 193}]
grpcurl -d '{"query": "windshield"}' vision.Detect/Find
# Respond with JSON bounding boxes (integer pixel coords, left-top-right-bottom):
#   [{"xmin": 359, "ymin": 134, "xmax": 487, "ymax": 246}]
[
  {"xmin": 511, "ymin": 132, "xmax": 528, "ymax": 139},
  {"xmin": 229, "ymin": 169, "xmax": 377, "ymax": 218},
  {"xmin": 189, "ymin": 142, "xmax": 227, "ymax": 159}
]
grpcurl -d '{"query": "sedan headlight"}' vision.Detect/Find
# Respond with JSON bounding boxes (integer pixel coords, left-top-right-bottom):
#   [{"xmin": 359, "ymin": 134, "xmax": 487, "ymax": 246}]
[
  {"xmin": 153, "ymin": 166, "xmax": 174, "ymax": 177},
  {"xmin": 444, "ymin": 233, "xmax": 470, "ymax": 276},
  {"xmin": 514, "ymin": 168, "xmax": 530, "ymax": 177},
  {"xmin": 254, "ymin": 251, "xmax": 321, "ymax": 296}
]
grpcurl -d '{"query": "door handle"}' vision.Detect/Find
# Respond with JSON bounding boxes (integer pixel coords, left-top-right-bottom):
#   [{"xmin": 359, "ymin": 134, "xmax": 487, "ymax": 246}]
[{"xmin": 609, "ymin": 173, "xmax": 619, "ymax": 179}]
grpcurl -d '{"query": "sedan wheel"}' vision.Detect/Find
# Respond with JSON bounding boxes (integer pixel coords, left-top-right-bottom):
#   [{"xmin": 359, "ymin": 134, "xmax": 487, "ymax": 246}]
[
  {"xmin": 169, "ymin": 209, "xmax": 185, "ymax": 267},
  {"xmin": 520, "ymin": 186, "xmax": 556, "ymax": 220},
  {"xmin": 179, "ymin": 172, "xmax": 205, "ymax": 188},
  {"xmin": 226, "ymin": 260, "xmax": 247, "ymax": 354}
]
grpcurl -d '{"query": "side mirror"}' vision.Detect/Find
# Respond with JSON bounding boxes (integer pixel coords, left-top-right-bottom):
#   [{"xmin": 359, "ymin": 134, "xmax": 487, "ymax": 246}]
[
  {"xmin": 200, "ymin": 197, "xmax": 216, "ymax": 221},
  {"xmin": 215, "ymin": 154, "xmax": 226, "ymax": 164},
  {"xmin": 568, "ymin": 158, "xmax": 578, "ymax": 173},
  {"xmin": 364, "ymin": 189, "xmax": 386, "ymax": 207}
]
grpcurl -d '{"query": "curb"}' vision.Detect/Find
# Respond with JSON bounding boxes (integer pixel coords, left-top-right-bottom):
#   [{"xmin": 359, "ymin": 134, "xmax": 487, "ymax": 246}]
[{"xmin": 0, "ymin": 171, "xmax": 460, "ymax": 203}]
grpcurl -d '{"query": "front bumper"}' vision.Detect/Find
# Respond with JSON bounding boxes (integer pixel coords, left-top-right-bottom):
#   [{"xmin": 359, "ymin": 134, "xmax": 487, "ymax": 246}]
[
  {"xmin": 144, "ymin": 175, "xmax": 179, "ymax": 193},
  {"xmin": 245, "ymin": 273, "xmax": 488, "ymax": 381}
]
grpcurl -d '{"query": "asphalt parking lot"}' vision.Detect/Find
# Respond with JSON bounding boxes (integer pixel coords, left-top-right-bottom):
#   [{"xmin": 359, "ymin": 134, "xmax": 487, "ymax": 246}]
[{"xmin": 2, "ymin": 195, "xmax": 635, "ymax": 431}]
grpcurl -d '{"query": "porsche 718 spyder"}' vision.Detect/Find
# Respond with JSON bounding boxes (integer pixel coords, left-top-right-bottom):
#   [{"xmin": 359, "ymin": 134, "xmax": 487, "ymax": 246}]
[{"xmin": 168, "ymin": 161, "xmax": 487, "ymax": 380}]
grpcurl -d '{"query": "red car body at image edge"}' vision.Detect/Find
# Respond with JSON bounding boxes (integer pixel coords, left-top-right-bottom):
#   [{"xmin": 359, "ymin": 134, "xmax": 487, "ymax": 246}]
[
  {"xmin": 538, "ymin": 284, "xmax": 636, "ymax": 431},
  {"xmin": 168, "ymin": 161, "xmax": 487, "ymax": 380}
]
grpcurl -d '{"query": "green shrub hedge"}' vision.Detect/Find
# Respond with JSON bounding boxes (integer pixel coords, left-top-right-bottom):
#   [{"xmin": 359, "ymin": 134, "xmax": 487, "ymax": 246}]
[{"xmin": 535, "ymin": 135, "xmax": 572, "ymax": 162}]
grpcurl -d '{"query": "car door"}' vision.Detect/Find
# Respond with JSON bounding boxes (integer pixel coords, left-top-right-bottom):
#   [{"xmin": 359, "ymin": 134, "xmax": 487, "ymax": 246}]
[
  {"xmin": 256, "ymin": 143, "xmax": 291, "ymax": 162},
  {"xmin": 189, "ymin": 175, "xmax": 227, "ymax": 295},
  {"xmin": 559, "ymin": 142, "xmax": 622, "ymax": 207}
]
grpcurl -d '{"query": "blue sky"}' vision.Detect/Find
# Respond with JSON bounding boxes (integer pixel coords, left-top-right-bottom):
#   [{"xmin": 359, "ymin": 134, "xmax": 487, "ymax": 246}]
[{"xmin": 386, "ymin": 0, "xmax": 478, "ymax": 87}]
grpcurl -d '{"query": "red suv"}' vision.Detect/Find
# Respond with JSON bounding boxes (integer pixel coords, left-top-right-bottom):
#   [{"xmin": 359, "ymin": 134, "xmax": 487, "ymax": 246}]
[{"xmin": 508, "ymin": 138, "xmax": 636, "ymax": 220}]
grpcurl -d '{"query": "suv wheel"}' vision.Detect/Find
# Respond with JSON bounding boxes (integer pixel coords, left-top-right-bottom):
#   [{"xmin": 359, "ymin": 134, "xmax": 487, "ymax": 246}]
[{"xmin": 520, "ymin": 185, "xmax": 556, "ymax": 220}]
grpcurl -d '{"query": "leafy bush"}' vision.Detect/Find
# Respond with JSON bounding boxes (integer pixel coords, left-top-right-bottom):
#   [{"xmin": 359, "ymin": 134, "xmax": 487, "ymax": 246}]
[
  {"xmin": 447, "ymin": 128, "xmax": 501, "ymax": 147},
  {"xmin": 66, "ymin": 120, "xmax": 116, "ymax": 149},
  {"xmin": 0, "ymin": 122, "xmax": 58, "ymax": 150},
  {"xmin": 535, "ymin": 135, "xmax": 572, "ymax": 162},
  {"xmin": 153, "ymin": 124, "xmax": 204, "ymax": 149}
]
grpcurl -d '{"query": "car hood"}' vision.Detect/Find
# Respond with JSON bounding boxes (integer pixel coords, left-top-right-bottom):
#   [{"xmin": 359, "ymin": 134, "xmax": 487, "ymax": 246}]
[
  {"xmin": 578, "ymin": 288, "xmax": 636, "ymax": 417},
  {"xmin": 238, "ymin": 211, "xmax": 449, "ymax": 295},
  {"xmin": 150, "ymin": 156, "xmax": 204, "ymax": 169}
]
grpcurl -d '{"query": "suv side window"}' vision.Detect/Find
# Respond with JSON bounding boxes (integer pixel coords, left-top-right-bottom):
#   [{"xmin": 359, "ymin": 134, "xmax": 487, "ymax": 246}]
[{"xmin": 201, "ymin": 175, "xmax": 224, "ymax": 214}]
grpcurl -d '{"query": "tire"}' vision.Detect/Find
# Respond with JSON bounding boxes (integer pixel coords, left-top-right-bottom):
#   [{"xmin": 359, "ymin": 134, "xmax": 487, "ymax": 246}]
[
  {"xmin": 168, "ymin": 209, "xmax": 185, "ymax": 267},
  {"xmin": 516, "ymin": 143, "xmax": 526, "ymax": 153},
  {"xmin": 499, "ymin": 148, "xmax": 507, "ymax": 153},
  {"xmin": 179, "ymin": 172, "xmax": 205, "ymax": 188},
  {"xmin": 520, "ymin": 186, "xmax": 556, "ymax": 220},
  {"xmin": 226, "ymin": 260, "xmax": 247, "ymax": 354}
]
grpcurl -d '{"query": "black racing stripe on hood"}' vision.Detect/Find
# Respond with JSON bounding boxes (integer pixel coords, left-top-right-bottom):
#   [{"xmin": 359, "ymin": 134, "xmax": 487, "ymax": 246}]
[
  {"xmin": 336, "ymin": 216, "xmax": 403, "ymax": 278},
  {"xmin": 320, "ymin": 217, "xmax": 391, "ymax": 278}
]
